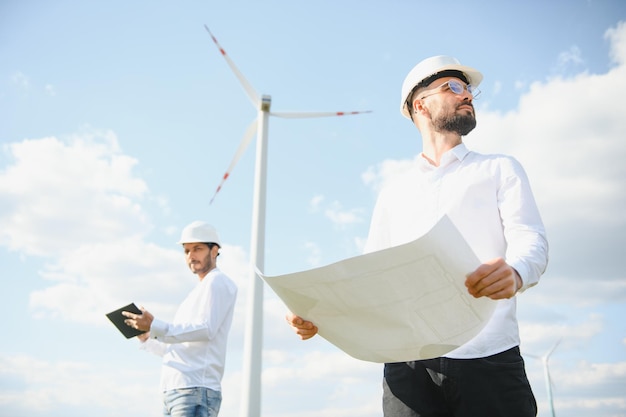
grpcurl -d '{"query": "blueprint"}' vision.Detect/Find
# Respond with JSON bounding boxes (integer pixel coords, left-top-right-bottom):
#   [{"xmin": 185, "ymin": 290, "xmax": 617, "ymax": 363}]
[{"xmin": 258, "ymin": 215, "xmax": 496, "ymax": 363}]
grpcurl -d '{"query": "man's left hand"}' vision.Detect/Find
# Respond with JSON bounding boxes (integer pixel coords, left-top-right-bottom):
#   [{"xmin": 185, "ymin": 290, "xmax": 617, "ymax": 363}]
[{"xmin": 465, "ymin": 257, "xmax": 521, "ymax": 300}]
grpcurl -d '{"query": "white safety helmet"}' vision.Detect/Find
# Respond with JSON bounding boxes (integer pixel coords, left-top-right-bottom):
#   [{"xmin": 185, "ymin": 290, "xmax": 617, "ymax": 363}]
[
  {"xmin": 400, "ymin": 55, "xmax": 483, "ymax": 119},
  {"xmin": 177, "ymin": 221, "xmax": 221, "ymax": 247}
]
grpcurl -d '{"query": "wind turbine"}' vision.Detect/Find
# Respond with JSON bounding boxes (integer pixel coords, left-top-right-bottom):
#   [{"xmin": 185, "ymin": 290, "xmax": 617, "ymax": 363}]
[
  {"xmin": 525, "ymin": 339, "xmax": 561, "ymax": 417},
  {"xmin": 203, "ymin": 25, "xmax": 371, "ymax": 417}
]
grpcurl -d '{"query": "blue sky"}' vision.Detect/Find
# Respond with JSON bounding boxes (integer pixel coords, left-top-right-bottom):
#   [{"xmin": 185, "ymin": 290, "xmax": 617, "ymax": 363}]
[{"xmin": 1, "ymin": 1, "xmax": 625, "ymax": 416}]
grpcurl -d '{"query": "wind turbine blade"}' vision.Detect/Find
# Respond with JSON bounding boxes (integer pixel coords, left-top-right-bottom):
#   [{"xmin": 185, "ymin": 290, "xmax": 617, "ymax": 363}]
[
  {"xmin": 209, "ymin": 118, "xmax": 258, "ymax": 204},
  {"xmin": 546, "ymin": 338, "xmax": 562, "ymax": 358},
  {"xmin": 271, "ymin": 110, "xmax": 373, "ymax": 119},
  {"xmin": 203, "ymin": 25, "xmax": 259, "ymax": 107}
]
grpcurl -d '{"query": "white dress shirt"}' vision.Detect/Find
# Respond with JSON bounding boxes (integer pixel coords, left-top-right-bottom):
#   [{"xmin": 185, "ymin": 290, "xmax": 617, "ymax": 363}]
[
  {"xmin": 140, "ymin": 267, "xmax": 237, "ymax": 391},
  {"xmin": 364, "ymin": 143, "xmax": 548, "ymax": 359}
]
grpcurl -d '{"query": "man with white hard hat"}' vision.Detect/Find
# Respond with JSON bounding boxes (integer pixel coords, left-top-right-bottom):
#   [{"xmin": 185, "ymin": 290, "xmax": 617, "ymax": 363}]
[
  {"xmin": 287, "ymin": 56, "xmax": 548, "ymax": 416},
  {"xmin": 123, "ymin": 221, "xmax": 237, "ymax": 417}
]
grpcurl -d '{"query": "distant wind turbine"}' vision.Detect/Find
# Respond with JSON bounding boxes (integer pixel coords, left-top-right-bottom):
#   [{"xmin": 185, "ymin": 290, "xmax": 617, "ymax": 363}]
[
  {"xmin": 203, "ymin": 25, "xmax": 371, "ymax": 417},
  {"xmin": 525, "ymin": 339, "xmax": 561, "ymax": 417}
]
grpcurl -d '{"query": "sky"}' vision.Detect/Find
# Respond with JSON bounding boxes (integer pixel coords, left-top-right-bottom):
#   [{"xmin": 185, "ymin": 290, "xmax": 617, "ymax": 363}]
[{"xmin": 1, "ymin": 0, "xmax": 625, "ymax": 416}]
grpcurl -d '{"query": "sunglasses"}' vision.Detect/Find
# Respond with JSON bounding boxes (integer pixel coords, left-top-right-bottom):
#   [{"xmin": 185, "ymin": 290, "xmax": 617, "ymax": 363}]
[{"xmin": 418, "ymin": 79, "xmax": 481, "ymax": 100}]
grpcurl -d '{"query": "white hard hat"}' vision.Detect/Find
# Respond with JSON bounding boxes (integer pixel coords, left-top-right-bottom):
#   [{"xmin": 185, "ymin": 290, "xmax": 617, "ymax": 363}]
[
  {"xmin": 400, "ymin": 55, "xmax": 483, "ymax": 119},
  {"xmin": 177, "ymin": 221, "xmax": 221, "ymax": 247}
]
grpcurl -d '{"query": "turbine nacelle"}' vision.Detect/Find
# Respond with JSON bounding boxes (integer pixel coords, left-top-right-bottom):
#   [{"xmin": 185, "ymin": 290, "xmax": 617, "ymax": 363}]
[{"xmin": 260, "ymin": 95, "xmax": 271, "ymax": 112}]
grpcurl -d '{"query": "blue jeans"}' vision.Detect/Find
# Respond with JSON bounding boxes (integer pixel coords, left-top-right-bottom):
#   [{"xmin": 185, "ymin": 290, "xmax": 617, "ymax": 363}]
[{"xmin": 162, "ymin": 387, "xmax": 222, "ymax": 417}]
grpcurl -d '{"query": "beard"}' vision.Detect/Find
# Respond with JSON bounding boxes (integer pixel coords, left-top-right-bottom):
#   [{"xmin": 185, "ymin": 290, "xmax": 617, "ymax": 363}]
[
  {"xmin": 189, "ymin": 252, "xmax": 213, "ymax": 276},
  {"xmin": 432, "ymin": 109, "xmax": 477, "ymax": 136}
]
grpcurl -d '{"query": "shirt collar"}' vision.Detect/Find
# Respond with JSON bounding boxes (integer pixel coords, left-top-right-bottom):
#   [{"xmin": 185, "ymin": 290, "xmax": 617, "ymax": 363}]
[
  {"xmin": 449, "ymin": 142, "xmax": 470, "ymax": 162},
  {"xmin": 418, "ymin": 143, "xmax": 470, "ymax": 169}
]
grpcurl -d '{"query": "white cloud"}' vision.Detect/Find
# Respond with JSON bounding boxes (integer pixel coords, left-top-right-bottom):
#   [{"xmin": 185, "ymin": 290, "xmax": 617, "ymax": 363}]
[
  {"xmin": 514, "ymin": 79, "xmax": 526, "ymax": 90},
  {"xmin": 217, "ymin": 243, "xmax": 252, "ymax": 338},
  {"xmin": 0, "ymin": 131, "xmax": 150, "ymax": 257},
  {"xmin": 0, "ymin": 130, "xmax": 253, "ymax": 329},
  {"xmin": 606, "ymin": 21, "xmax": 626, "ymax": 65},
  {"xmin": 44, "ymin": 84, "xmax": 56, "ymax": 96},
  {"xmin": 522, "ymin": 273, "xmax": 626, "ymax": 307},
  {"xmin": 307, "ymin": 196, "xmax": 366, "ymax": 229},
  {"xmin": 353, "ymin": 235, "xmax": 367, "ymax": 255},
  {"xmin": 0, "ymin": 353, "xmax": 161, "ymax": 416},
  {"xmin": 259, "ymin": 349, "xmax": 382, "ymax": 417},
  {"xmin": 29, "ymin": 237, "xmax": 190, "ymax": 323},
  {"xmin": 309, "ymin": 194, "xmax": 325, "ymax": 211},
  {"xmin": 11, "ymin": 71, "xmax": 29, "ymax": 89},
  {"xmin": 547, "ymin": 361, "xmax": 626, "ymax": 415},
  {"xmin": 492, "ymin": 79, "xmax": 502, "ymax": 95},
  {"xmin": 361, "ymin": 156, "xmax": 417, "ymax": 193},
  {"xmin": 304, "ymin": 241, "xmax": 322, "ymax": 266},
  {"xmin": 467, "ymin": 65, "xmax": 626, "ymax": 229},
  {"xmin": 556, "ymin": 45, "xmax": 584, "ymax": 70},
  {"xmin": 323, "ymin": 200, "xmax": 364, "ymax": 228},
  {"xmin": 520, "ymin": 312, "xmax": 604, "ymax": 351},
  {"xmin": 562, "ymin": 360, "xmax": 626, "ymax": 389},
  {"xmin": 523, "ymin": 357, "xmax": 626, "ymax": 416}
]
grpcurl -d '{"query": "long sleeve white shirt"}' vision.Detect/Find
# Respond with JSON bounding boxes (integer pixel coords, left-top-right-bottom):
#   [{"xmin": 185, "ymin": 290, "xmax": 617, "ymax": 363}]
[
  {"xmin": 364, "ymin": 143, "xmax": 548, "ymax": 359},
  {"xmin": 140, "ymin": 267, "xmax": 237, "ymax": 392}
]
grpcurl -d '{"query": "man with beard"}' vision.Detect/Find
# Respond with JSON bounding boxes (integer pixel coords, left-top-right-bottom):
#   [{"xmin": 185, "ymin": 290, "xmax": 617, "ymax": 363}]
[
  {"xmin": 123, "ymin": 221, "xmax": 237, "ymax": 417},
  {"xmin": 287, "ymin": 56, "xmax": 548, "ymax": 416}
]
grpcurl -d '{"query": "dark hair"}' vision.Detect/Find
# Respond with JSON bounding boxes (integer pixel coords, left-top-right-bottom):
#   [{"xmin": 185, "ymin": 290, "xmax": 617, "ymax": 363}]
[
  {"xmin": 407, "ymin": 69, "xmax": 469, "ymax": 119},
  {"xmin": 417, "ymin": 70, "xmax": 468, "ymax": 91},
  {"xmin": 204, "ymin": 242, "xmax": 220, "ymax": 257}
]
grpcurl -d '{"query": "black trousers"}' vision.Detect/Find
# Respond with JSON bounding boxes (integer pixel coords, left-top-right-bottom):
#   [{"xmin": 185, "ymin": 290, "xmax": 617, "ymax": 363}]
[{"xmin": 383, "ymin": 346, "xmax": 537, "ymax": 417}]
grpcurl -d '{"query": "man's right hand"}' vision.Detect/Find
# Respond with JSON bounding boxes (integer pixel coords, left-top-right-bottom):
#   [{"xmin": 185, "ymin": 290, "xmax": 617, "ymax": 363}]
[{"xmin": 285, "ymin": 312, "xmax": 318, "ymax": 340}]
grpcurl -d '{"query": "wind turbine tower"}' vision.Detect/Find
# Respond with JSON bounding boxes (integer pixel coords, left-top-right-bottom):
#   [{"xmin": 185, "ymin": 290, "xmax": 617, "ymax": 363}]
[
  {"xmin": 526, "ymin": 339, "xmax": 561, "ymax": 417},
  {"xmin": 203, "ymin": 25, "xmax": 371, "ymax": 417}
]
